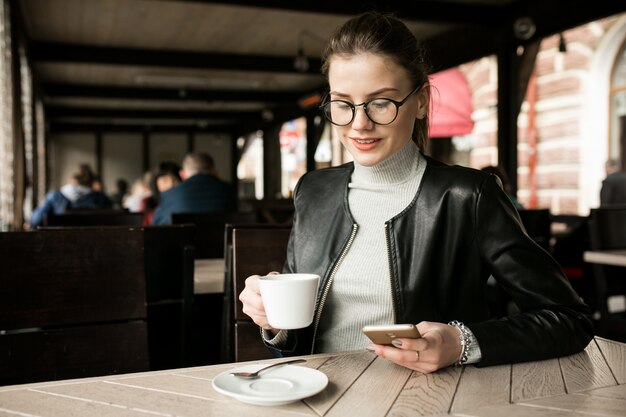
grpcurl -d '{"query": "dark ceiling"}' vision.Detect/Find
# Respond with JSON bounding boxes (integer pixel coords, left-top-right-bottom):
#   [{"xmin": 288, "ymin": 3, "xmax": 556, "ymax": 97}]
[{"xmin": 16, "ymin": 0, "xmax": 626, "ymax": 137}]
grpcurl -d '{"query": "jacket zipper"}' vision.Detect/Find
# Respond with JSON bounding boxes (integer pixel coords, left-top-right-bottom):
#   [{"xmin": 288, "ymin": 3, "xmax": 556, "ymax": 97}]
[
  {"xmin": 310, "ymin": 223, "xmax": 358, "ymax": 354},
  {"xmin": 384, "ymin": 222, "xmax": 397, "ymax": 323}
]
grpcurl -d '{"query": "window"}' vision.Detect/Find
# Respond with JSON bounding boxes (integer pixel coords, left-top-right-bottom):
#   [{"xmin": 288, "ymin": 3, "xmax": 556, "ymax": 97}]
[
  {"xmin": 0, "ymin": 0, "xmax": 13, "ymax": 231},
  {"xmin": 609, "ymin": 44, "xmax": 626, "ymax": 164}
]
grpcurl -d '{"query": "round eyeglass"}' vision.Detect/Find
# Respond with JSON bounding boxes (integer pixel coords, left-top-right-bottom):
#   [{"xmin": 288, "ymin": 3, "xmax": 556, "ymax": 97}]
[{"xmin": 320, "ymin": 85, "xmax": 421, "ymax": 126}]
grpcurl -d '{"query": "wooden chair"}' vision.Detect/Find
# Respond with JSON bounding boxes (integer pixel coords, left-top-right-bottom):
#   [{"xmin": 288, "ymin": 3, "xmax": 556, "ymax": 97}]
[
  {"xmin": 587, "ymin": 206, "xmax": 626, "ymax": 340},
  {"xmin": 0, "ymin": 229, "xmax": 149, "ymax": 386},
  {"xmin": 552, "ymin": 214, "xmax": 595, "ymax": 309},
  {"xmin": 239, "ymin": 199, "xmax": 295, "ymax": 225},
  {"xmin": 170, "ymin": 212, "xmax": 258, "ymax": 365},
  {"xmin": 44, "ymin": 210, "xmax": 143, "ymax": 226},
  {"xmin": 225, "ymin": 225, "xmax": 292, "ymax": 362},
  {"xmin": 171, "ymin": 211, "xmax": 257, "ymax": 259},
  {"xmin": 143, "ymin": 225, "xmax": 196, "ymax": 370}
]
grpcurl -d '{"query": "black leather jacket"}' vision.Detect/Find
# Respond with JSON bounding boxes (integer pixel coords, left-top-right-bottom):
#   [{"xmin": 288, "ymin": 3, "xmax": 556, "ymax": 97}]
[{"xmin": 273, "ymin": 156, "xmax": 593, "ymax": 367}]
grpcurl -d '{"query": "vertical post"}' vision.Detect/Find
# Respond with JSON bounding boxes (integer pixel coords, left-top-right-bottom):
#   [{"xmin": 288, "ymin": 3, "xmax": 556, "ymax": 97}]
[
  {"xmin": 95, "ymin": 131, "xmax": 103, "ymax": 178},
  {"xmin": 142, "ymin": 130, "xmax": 149, "ymax": 173},
  {"xmin": 230, "ymin": 132, "xmax": 239, "ymax": 209},
  {"xmin": 305, "ymin": 111, "xmax": 317, "ymax": 173},
  {"xmin": 263, "ymin": 124, "xmax": 282, "ymax": 199},
  {"xmin": 497, "ymin": 41, "xmax": 519, "ymax": 195},
  {"xmin": 186, "ymin": 131, "xmax": 193, "ymax": 153}
]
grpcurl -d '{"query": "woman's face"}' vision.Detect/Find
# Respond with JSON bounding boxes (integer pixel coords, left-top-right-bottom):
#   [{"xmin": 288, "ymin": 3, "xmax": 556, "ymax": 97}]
[
  {"xmin": 156, "ymin": 174, "xmax": 179, "ymax": 193},
  {"xmin": 327, "ymin": 53, "xmax": 428, "ymax": 167}
]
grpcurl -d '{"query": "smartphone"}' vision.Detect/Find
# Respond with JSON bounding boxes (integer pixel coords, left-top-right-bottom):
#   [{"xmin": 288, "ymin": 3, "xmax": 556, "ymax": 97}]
[{"xmin": 362, "ymin": 324, "xmax": 421, "ymax": 345}]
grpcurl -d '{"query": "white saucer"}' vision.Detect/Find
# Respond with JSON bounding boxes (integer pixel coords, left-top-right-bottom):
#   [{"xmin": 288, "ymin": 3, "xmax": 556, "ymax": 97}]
[{"xmin": 212, "ymin": 363, "xmax": 328, "ymax": 406}]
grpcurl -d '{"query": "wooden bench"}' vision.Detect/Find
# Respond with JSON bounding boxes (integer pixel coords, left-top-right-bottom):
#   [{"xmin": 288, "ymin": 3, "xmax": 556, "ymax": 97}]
[
  {"xmin": 33, "ymin": 225, "xmax": 196, "ymax": 371},
  {"xmin": 0, "ymin": 228, "xmax": 149, "ymax": 386},
  {"xmin": 44, "ymin": 210, "xmax": 143, "ymax": 226}
]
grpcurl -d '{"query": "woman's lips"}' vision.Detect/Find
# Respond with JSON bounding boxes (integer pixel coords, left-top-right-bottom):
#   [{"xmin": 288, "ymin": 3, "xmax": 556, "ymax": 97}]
[{"xmin": 351, "ymin": 137, "xmax": 381, "ymax": 151}]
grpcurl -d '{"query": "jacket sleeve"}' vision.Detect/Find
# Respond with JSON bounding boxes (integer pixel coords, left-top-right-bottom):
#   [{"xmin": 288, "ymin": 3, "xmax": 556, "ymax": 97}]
[
  {"xmin": 599, "ymin": 180, "xmax": 610, "ymax": 205},
  {"xmin": 30, "ymin": 192, "xmax": 55, "ymax": 227},
  {"xmin": 469, "ymin": 176, "xmax": 594, "ymax": 367},
  {"xmin": 152, "ymin": 206, "xmax": 166, "ymax": 225}
]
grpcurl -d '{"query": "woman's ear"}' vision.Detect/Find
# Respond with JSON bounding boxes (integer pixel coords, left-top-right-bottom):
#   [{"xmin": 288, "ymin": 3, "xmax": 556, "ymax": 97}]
[{"xmin": 415, "ymin": 85, "xmax": 430, "ymax": 120}]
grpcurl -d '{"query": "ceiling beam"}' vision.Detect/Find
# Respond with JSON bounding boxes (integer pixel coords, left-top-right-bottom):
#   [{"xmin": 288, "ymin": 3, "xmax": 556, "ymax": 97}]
[
  {"xmin": 46, "ymin": 106, "xmax": 262, "ymax": 120},
  {"xmin": 48, "ymin": 122, "xmax": 237, "ymax": 134},
  {"xmin": 164, "ymin": 0, "xmax": 509, "ymax": 25},
  {"xmin": 42, "ymin": 83, "xmax": 307, "ymax": 103},
  {"xmin": 30, "ymin": 42, "xmax": 323, "ymax": 75},
  {"xmin": 48, "ymin": 105, "xmax": 308, "ymax": 137}
]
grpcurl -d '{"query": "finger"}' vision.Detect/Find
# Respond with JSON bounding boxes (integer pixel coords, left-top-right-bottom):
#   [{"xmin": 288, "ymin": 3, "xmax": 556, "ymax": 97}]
[
  {"xmin": 387, "ymin": 332, "xmax": 430, "ymax": 354},
  {"xmin": 413, "ymin": 337, "xmax": 430, "ymax": 352},
  {"xmin": 373, "ymin": 344, "xmax": 419, "ymax": 364},
  {"xmin": 416, "ymin": 321, "xmax": 437, "ymax": 335},
  {"xmin": 240, "ymin": 299, "xmax": 271, "ymax": 328},
  {"xmin": 244, "ymin": 275, "xmax": 262, "ymax": 293},
  {"xmin": 267, "ymin": 271, "xmax": 280, "ymax": 276},
  {"xmin": 369, "ymin": 344, "xmax": 438, "ymax": 373},
  {"xmin": 391, "ymin": 337, "xmax": 429, "ymax": 352},
  {"xmin": 375, "ymin": 337, "xmax": 431, "ymax": 362},
  {"xmin": 240, "ymin": 288, "xmax": 266, "ymax": 313}
]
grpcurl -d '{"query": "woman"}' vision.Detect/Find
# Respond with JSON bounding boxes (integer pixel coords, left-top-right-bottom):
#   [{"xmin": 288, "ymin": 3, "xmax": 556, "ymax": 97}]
[
  {"xmin": 239, "ymin": 11, "xmax": 593, "ymax": 373},
  {"xmin": 141, "ymin": 162, "xmax": 182, "ymax": 225}
]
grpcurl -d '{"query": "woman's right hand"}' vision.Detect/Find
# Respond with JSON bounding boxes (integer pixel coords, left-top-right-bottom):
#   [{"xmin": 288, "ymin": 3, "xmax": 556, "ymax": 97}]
[{"xmin": 238, "ymin": 272, "xmax": 280, "ymax": 335}]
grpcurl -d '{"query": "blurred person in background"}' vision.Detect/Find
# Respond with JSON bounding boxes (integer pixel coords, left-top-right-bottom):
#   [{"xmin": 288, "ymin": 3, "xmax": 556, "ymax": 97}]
[
  {"xmin": 152, "ymin": 152, "xmax": 232, "ymax": 225},
  {"xmin": 600, "ymin": 159, "xmax": 626, "ymax": 206},
  {"xmin": 141, "ymin": 162, "xmax": 182, "ymax": 225},
  {"xmin": 124, "ymin": 172, "xmax": 152, "ymax": 213},
  {"xmin": 109, "ymin": 178, "xmax": 129, "ymax": 209},
  {"xmin": 30, "ymin": 164, "xmax": 111, "ymax": 227}
]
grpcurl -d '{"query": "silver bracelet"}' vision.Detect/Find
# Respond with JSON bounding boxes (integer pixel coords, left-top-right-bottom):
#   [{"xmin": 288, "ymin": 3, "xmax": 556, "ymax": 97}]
[{"xmin": 448, "ymin": 320, "xmax": 471, "ymax": 366}]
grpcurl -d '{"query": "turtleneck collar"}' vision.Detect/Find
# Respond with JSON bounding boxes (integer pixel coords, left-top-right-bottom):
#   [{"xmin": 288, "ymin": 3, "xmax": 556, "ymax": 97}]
[{"xmin": 351, "ymin": 140, "xmax": 422, "ymax": 187}]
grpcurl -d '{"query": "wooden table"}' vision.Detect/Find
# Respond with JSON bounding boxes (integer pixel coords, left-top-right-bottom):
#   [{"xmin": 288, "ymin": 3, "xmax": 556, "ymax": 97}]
[
  {"xmin": 584, "ymin": 249, "xmax": 626, "ymax": 267},
  {"xmin": 0, "ymin": 337, "xmax": 624, "ymax": 416}
]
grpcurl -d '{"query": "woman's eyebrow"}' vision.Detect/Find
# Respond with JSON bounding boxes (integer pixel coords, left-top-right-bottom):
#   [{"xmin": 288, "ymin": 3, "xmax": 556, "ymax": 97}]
[{"xmin": 329, "ymin": 87, "xmax": 400, "ymax": 99}]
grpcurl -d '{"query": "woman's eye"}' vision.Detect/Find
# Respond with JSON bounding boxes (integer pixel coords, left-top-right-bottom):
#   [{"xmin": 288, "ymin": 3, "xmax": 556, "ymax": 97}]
[
  {"xmin": 333, "ymin": 101, "xmax": 352, "ymax": 110},
  {"xmin": 370, "ymin": 100, "xmax": 391, "ymax": 112}
]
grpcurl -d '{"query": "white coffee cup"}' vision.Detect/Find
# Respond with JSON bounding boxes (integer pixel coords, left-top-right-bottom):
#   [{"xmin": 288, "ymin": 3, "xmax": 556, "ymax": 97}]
[{"xmin": 259, "ymin": 273, "xmax": 320, "ymax": 329}]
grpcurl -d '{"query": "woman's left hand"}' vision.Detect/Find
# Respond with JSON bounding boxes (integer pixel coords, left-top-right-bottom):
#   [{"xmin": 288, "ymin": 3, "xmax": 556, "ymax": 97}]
[{"xmin": 367, "ymin": 321, "xmax": 461, "ymax": 373}]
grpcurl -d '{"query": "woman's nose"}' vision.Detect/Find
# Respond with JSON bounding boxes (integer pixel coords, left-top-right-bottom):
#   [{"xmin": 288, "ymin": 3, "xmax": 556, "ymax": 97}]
[{"xmin": 351, "ymin": 106, "xmax": 373, "ymax": 130}]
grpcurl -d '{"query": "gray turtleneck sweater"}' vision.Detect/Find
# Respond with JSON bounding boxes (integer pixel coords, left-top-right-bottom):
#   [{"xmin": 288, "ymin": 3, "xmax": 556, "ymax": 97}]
[{"xmin": 315, "ymin": 140, "xmax": 426, "ymax": 352}]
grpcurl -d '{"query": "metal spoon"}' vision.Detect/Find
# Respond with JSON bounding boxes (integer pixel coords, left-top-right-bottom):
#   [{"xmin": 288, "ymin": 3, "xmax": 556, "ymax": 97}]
[{"xmin": 230, "ymin": 358, "xmax": 307, "ymax": 379}]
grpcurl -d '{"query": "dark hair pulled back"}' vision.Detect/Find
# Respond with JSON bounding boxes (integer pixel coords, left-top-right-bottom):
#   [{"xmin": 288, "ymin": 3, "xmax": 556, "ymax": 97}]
[{"xmin": 321, "ymin": 11, "xmax": 432, "ymax": 152}]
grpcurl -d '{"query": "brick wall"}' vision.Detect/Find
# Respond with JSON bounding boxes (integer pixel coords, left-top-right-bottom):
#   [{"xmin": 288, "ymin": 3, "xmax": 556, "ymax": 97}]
[{"xmin": 459, "ymin": 14, "xmax": 623, "ymax": 214}]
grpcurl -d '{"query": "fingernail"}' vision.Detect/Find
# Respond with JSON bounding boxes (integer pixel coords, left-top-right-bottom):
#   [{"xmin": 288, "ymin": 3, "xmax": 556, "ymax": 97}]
[
  {"xmin": 365, "ymin": 344, "xmax": 375, "ymax": 352},
  {"xmin": 391, "ymin": 339, "xmax": 403, "ymax": 347}
]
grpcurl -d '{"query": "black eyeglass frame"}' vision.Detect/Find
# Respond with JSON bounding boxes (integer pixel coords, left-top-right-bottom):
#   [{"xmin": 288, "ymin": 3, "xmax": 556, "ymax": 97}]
[{"xmin": 319, "ymin": 84, "xmax": 422, "ymax": 126}]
